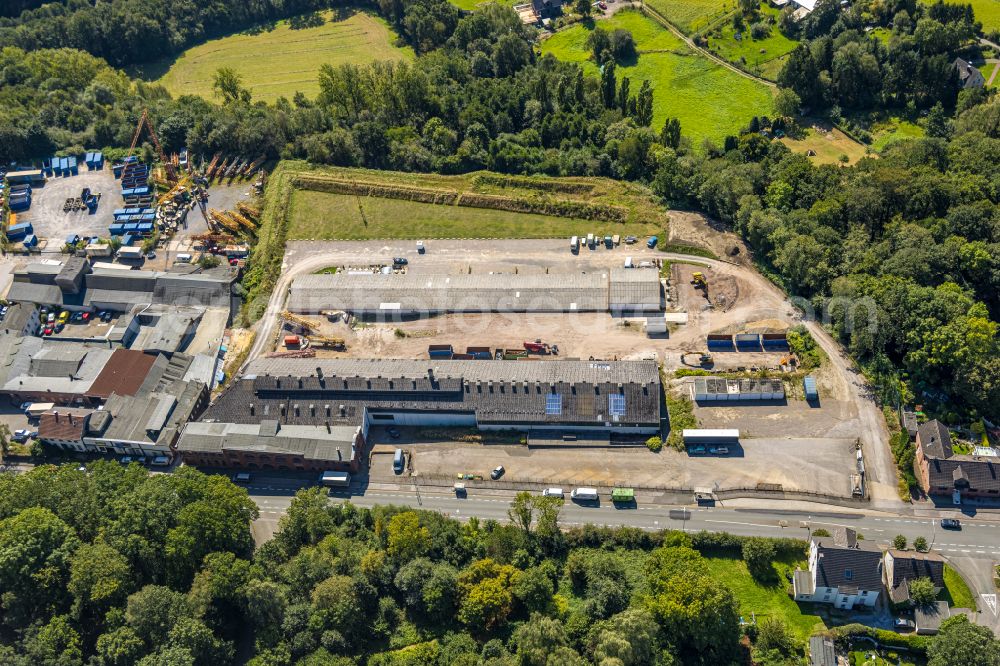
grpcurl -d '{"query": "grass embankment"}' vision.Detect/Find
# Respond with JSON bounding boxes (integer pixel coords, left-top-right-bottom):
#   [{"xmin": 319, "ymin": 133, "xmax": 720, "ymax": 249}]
[
  {"xmin": 147, "ymin": 10, "xmax": 412, "ymax": 103},
  {"xmin": 941, "ymin": 564, "xmax": 976, "ymax": 610},
  {"xmin": 285, "ymin": 164, "xmax": 669, "ymax": 239},
  {"xmin": 644, "ymin": 0, "xmax": 737, "ymax": 34},
  {"xmin": 541, "ymin": 10, "xmax": 775, "ymax": 146}
]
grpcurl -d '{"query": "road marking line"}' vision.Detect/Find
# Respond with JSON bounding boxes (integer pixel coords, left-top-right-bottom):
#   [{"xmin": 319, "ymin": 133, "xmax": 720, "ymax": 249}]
[{"xmin": 705, "ymin": 519, "xmax": 776, "ymax": 529}]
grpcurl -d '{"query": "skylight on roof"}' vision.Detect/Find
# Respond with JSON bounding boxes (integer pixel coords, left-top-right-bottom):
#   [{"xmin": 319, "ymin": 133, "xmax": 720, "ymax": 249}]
[
  {"xmin": 608, "ymin": 394, "xmax": 625, "ymax": 416},
  {"xmin": 545, "ymin": 394, "xmax": 562, "ymax": 415}
]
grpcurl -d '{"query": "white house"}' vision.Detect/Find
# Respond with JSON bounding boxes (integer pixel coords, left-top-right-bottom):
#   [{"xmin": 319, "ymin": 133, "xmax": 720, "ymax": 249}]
[{"xmin": 793, "ymin": 528, "xmax": 883, "ymax": 609}]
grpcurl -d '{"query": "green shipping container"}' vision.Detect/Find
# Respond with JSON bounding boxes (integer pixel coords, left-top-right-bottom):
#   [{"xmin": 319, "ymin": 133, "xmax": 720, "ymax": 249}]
[{"xmin": 611, "ymin": 487, "xmax": 634, "ymax": 502}]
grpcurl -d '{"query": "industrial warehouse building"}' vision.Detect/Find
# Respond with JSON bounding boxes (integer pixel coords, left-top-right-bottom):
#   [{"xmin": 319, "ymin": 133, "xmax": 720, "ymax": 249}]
[
  {"xmin": 692, "ymin": 377, "xmax": 785, "ymax": 402},
  {"xmin": 177, "ymin": 358, "xmax": 663, "ymax": 471},
  {"xmin": 8, "ymin": 262, "xmax": 237, "ymax": 314},
  {"xmin": 286, "ymin": 269, "xmax": 662, "ymax": 316}
]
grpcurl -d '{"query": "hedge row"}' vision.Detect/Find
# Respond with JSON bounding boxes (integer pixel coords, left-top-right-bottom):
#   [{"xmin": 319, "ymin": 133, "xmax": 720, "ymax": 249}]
[
  {"xmin": 294, "ymin": 175, "xmax": 629, "ymax": 223},
  {"xmin": 831, "ymin": 624, "xmax": 930, "ymax": 653},
  {"xmin": 471, "ymin": 173, "xmax": 594, "ymax": 195},
  {"xmin": 456, "ymin": 192, "xmax": 628, "ymax": 223},
  {"xmin": 690, "ymin": 531, "xmax": 807, "ymax": 558},
  {"xmin": 293, "ymin": 176, "xmax": 459, "ymax": 205}
]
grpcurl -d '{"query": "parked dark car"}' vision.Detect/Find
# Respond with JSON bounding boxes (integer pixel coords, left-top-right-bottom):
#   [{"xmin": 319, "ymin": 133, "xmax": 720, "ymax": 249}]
[
  {"xmin": 490, "ymin": 465, "xmax": 505, "ymax": 480},
  {"xmin": 940, "ymin": 518, "xmax": 961, "ymax": 530}
]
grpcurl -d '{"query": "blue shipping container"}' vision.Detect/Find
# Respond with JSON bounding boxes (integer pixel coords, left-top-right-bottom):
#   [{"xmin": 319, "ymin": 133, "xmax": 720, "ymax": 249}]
[
  {"xmin": 804, "ymin": 376, "xmax": 818, "ymax": 400},
  {"xmin": 109, "ymin": 225, "xmax": 125, "ymax": 235},
  {"xmin": 23, "ymin": 235, "xmax": 38, "ymax": 247},
  {"xmin": 85, "ymin": 152, "xmax": 94, "ymax": 165},
  {"xmin": 122, "ymin": 233, "xmax": 134, "ymax": 246},
  {"xmin": 60, "ymin": 157, "xmax": 69, "ymax": 172},
  {"xmin": 735, "ymin": 334, "xmax": 761, "ymax": 351}
]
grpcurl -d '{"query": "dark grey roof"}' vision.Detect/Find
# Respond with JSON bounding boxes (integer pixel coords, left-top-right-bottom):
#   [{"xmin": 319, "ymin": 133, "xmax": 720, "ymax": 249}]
[
  {"xmin": 178, "ymin": 421, "xmax": 358, "ymax": 462},
  {"xmin": 915, "ymin": 601, "xmax": 950, "ymax": 634},
  {"xmin": 928, "ymin": 456, "xmax": 1000, "ymax": 493},
  {"xmin": 919, "ymin": 420, "xmax": 952, "ymax": 459},
  {"xmin": 7, "ymin": 282, "xmax": 64, "ymax": 306},
  {"xmin": 813, "ymin": 535, "xmax": 883, "ymax": 593},
  {"xmin": 0, "ymin": 303, "xmax": 36, "ymax": 333},
  {"xmin": 809, "ymin": 636, "xmax": 836, "ymax": 666},
  {"xmin": 206, "ymin": 359, "xmax": 661, "ymax": 430},
  {"xmin": 888, "ymin": 550, "xmax": 945, "ymax": 588}
]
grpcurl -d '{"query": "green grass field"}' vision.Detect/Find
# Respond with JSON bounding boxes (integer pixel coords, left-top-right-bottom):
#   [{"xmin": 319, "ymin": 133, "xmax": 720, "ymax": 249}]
[
  {"xmin": 705, "ymin": 5, "xmax": 798, "ymax": 79},
  {"xmin": 940, "ymin": 564, "xmax": 976, "ymax": 611},
  {"xmin": 705, "ymin": 555, "xmax": 826, "ymax": 640},
  {"xmin": 287, "ymin": 190, "xmax": 664, "ymax": 239},
  {"xmin": 779, "ymin": 124, "xmax": 869, "ymax": 165},
  {"xmin": 542, "ymin": 11, "xmax": 774, "ymax": 145},
  {"xmin": 965, "ymin": 0, "xmax": 1000, "ymax": 31},
  {"xmin": 871, "ymin": 118, "xmax": 924, "ymax": 152},
  {"xmin": 980, "ymin": 61, "xmax": 998, "ymax": 87},
  {"xmin": 149, "ymin": 10, "xmax": 412, "ymax": 103},
  {"xmin": 645, "ymin": 0, "xmax": 738, "ymax": 34}
]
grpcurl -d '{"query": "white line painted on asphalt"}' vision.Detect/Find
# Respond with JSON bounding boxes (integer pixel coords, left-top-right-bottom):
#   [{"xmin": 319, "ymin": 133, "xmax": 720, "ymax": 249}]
[
  {"xmin": 706, "ymin": 519, "xmax": 776, "ymax": 529},
  {"xmin": 983, "ymin": 594, "xmax": 998, "ymax": 616}
]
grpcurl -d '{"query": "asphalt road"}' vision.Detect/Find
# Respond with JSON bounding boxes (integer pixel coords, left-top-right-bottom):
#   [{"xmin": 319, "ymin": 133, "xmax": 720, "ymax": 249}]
[{"xmin": 249, "ymin": 483, "xmax": 1000, "ymax": 562}]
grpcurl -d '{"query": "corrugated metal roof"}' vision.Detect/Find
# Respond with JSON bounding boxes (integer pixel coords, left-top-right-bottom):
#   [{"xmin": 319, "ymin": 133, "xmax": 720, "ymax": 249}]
[{"xmin": 288, "ymin": 272, "xmax": 617, "ymax": 313}]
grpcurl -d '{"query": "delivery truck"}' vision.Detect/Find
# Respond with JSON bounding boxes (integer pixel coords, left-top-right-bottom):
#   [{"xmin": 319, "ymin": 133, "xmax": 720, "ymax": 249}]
[{"xmin": 319, "ymin": 471, "xmax": 351, "ymax": 487}]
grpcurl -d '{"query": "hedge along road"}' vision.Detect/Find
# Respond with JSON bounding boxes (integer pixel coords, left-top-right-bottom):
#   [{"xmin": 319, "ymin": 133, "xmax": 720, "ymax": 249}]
[{"xmin": 238, "ymin": 238, "xmax": 896, "ymax": 506}]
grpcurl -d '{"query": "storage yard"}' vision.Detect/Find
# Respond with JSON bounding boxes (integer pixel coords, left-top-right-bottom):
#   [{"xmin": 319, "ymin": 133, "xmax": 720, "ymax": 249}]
[{"xmin": 230, "ymin": 229, "xmax": 880, "ymax": 501}]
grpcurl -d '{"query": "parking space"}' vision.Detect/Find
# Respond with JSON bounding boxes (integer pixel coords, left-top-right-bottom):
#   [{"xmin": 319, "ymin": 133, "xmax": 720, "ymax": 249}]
[{"xmin": 37, "ymin": 308, "xmax": 120, "ymax": 337}]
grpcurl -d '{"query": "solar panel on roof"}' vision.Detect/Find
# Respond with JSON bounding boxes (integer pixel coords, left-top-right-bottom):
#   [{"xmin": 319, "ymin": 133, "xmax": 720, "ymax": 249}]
[
  {"xmin": 608, "ymin": 394, "xmax": 625, "ymax": 416},
  {"xmin": 545, "ymin": 394, "xmax": 562, "ymax": 415}
]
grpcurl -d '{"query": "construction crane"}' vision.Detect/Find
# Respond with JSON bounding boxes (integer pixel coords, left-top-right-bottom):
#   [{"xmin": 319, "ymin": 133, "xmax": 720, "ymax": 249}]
[
  {"xmin": 126, "ymin": 109, "xmax": 176, "ymax": 182},
  {"xmin": 209, "ymin": 209, "xmax": 241, "ymax": 234},
  {"xmin": 237, "ymin": 202, "xmax": 260, "ymax": 220},
  {"xmin": 306, "ymin": 335, "xmax": 346, "ymax": 350},
  {"xmin": 229, "ymin": 210, "xmax": 257, "ymax": 232},
  {"xmin": 280, "ymin": 310, "xmax": 319, "ymax": 333}
]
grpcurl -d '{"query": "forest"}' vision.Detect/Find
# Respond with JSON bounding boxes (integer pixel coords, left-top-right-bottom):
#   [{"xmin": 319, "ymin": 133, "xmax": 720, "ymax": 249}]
[
  {"xmin": 0, "ymin": 0, "xmax": 996, "ymax": 420},
  {"xmin": 2, "ymin": 462, "xmax": 998, "ymax": 666}
]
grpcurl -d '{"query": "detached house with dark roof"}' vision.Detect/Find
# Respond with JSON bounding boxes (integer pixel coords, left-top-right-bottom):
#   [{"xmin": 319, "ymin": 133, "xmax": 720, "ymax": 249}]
[
  {"xmin": 915, "ymin": 419, "xmax": 1000, "ymax": 503},
  {"xmin": 793, "ymin": 527, "xmax": 883, "ymax": 609},
  {"xmin": 884, "ymin": 549, "xmax": 945, "ymax": 606}
]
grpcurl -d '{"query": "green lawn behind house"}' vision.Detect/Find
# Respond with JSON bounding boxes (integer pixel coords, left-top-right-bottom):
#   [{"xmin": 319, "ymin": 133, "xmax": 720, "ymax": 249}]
[
  {"xmin": 704, "ymin": 4, "xmax": 798, "ymax": 79},
  {"xmin": 940, "ymin": 564, "xmax": 976, "ymax": 611},
  {"xmin": 645, "ymin": 0, "xmax": 738, "ymax": 34}
]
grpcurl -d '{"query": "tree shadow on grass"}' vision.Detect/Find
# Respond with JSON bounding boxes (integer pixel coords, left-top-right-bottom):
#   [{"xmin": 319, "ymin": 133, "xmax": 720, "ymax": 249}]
[{"xmin": 289, "ymin": 11, "xmax": 327, "ymax": 30}]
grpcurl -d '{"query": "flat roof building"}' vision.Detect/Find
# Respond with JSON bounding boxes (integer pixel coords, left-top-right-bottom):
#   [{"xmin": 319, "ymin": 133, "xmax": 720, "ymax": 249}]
[
  {"xmin": 692, "ymin": 377, "xmax": 785, "ymax": 402},
  {"xmin": 178, "ymin": 358, "xmax": 663, "ymax": 471},
  {"xmin": 286, "ymin": 270, "xmax": 661, "ymax": 315}
]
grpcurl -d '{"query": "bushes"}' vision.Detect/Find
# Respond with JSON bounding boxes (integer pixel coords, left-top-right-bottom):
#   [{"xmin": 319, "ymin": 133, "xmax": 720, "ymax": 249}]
[
  {"xmin": 471, "ymin": 174, "xmax": 593, "ymax": 195},
  {"xmin": 665, "ymin": 393, "xmax": 697, "ymax": 450},
  {"xmin": 645, "ymin": 436, "xmax": 663, "ymax": 452},
  {"xmin": 294, "ymin": 174, "xmax": 629, "ymax": 222},
  {"xmin": 831, "ymin": 623, "xmax": 930, "ymax": 654},
  {"xmin": 787, "ymin": 325, "xmax": 824, "ymax": 371}
]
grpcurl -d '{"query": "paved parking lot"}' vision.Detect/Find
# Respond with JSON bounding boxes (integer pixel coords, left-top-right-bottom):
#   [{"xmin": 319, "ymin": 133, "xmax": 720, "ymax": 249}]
[
  {"xmin": 365, "ymin": 428, "xmax": 859, "ymax": 498},
  {"xmin": 17, "ymin": 168, "xmax": 120, "ymax": 241}
]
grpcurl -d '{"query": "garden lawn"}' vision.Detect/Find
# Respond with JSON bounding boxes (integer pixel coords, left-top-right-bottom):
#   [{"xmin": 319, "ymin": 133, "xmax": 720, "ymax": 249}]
[
  {"xmin": 779, "ymin": 124, "xmax": 868, "ymax": 165},
  {"xmin": 149, "ymin": 10, "xmax": 412, "ymax": 103},
  {"xmin": 966, "ymin": 0, "xmax": 1000, "ymax": 32},
  {"xmin": 287, "ymin": 190, "xmax": 664, "ymax": 239},
  {"xmin": 940, "ymin": 564, "xmax": 976, "ymax": 611},
  {"xmin": 645, "ymin": 0, "xmax": 738, "ymax": 34},
  {"xmin": 979, "ymin": 61, "xmax": 998, "ymax": 87},
  {"xmin": 542, "ymin": 11, "xmax": 775, "ymax": 145},
  {"xmin": 871, "ymin": 119, "xmax": 924, "ymax": 152},
  {"xmin": 704, "ymin": 4, "xmax": 798, "ymax": 80},
  {"xmin": 705, "ymin": 555, "xmax": 826, "ymax": 640}
]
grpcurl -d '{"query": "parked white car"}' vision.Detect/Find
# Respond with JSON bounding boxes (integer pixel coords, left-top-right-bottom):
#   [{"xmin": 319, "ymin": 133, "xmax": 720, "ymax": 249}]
[{"xmin": 542, "ymin": 488, "xmax": 564, "ymax": 498}]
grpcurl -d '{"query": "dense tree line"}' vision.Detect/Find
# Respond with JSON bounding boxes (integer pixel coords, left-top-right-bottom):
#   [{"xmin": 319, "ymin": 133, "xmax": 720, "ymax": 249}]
[
  {"xmin": 778, "ymin": 0, "xmax": 979, "ymax": 113},
  {"xmin": 649, "ymin": 97, "xmax": 1000, "ymax": 418},
  {"xmin": 3, "ymin": 466, "xmax": 999, "ymax": 664}
]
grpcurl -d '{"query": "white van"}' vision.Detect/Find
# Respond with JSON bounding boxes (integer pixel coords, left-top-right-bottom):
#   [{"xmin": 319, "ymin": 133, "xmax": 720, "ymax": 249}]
[
  {"xmin": 570, "ymin": 487, "xmax": 599, "ymax": 501},
  {"xmin": 542, "ymin": 487, "xmax": 564, "ymax": 498},
  {"xmin": 393, "ymin": 448, "xmax": 405, "ymax": 473},
  {"xmin": 623, "ymin": 256, "xmax": 633, "ymax": 269},
  {"xmin": 570, "ymin": 236, "xmax": 579, "ymax": 253},
  {"xmin": 175, "ymin": 253, "xmax": 192, "ymax": 263}
]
